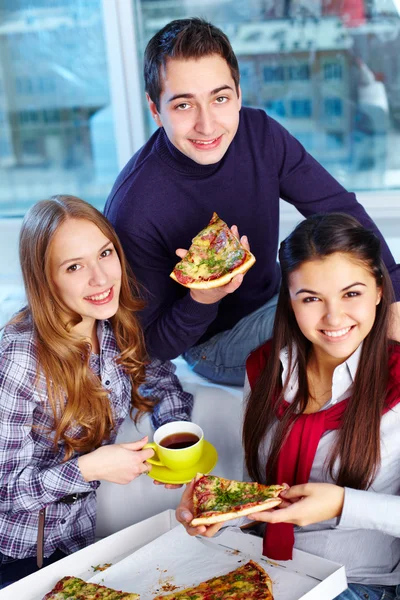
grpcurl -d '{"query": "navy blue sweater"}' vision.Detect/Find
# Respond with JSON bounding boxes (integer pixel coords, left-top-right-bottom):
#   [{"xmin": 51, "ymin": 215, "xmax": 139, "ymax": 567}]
[{"xmin": 105, "ymin": 107, "xmax": 400, "ymax": 360}]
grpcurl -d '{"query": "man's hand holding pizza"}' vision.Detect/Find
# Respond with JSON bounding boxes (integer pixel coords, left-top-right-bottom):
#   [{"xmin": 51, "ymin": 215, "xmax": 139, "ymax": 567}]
[{"xmin": 171, "ymin": 218, "xmax": 255, "ymax": 304}]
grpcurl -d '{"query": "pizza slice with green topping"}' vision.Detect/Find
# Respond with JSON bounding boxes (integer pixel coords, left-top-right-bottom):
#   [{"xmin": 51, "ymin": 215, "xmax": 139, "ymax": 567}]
[
  {"xmin": 153, "ymin": 560, "xmax": 273, "ymax": 600},
  {"xmin": 42, "ymin": 575, "xmax": 139, "ymax": 600},
  {"xmin": 190, "ymin": 474, "xmax": 284, "ymax": 526},
  {"xmin": 170, "ymin": 212, "xmax": 255, "ymax": 289}
]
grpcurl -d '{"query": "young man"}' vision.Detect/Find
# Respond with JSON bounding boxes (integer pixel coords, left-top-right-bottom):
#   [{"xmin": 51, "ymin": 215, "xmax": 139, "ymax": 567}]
[{"xmin": 105, "ymin": 18, "xmax": 400, "ymax": 386}]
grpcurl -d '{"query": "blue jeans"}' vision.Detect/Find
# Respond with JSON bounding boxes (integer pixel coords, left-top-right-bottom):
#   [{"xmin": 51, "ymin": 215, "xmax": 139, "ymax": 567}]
[
  {"xmin": 334, "ymin": 583, "xmax": 400, "ymax": 600},
  {"xmin": 183, "ymin": 293, "xmax": 279, "ymax": 386}
]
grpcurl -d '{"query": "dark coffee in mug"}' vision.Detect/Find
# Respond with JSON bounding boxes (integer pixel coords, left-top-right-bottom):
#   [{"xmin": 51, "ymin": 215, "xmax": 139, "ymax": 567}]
[{"xmin": 160, "ymin": 432, "xmax": 200, "ymax": 450}]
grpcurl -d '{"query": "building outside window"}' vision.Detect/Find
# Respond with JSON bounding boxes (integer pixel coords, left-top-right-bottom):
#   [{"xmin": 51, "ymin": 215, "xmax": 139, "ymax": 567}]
[
  {"xmin": 0, "ymin": 0, "xmax": 399, "ymax": 215},
  {"xmin": 291, "ymin": 98, "xmax": 313, "ymax": 117},
  {"xmin": 133, "ymin": 0, "xmax": 400, "ymax": 192},
  {"xmin": 324, "ymin": 97, "xmax": 344, "ymax": 117},
  {"xmin": 324, "ymin": 61, "xmax": 343, "ymax": 80},
  {"xmin": 0, "ymin": 0, "xmax": 119, "ymax": 215}
]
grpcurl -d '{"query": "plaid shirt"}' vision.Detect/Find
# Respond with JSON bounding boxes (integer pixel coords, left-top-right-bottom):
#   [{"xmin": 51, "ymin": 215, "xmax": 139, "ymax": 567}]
[{"xmin": 0, "ymin": 315, "xmax": 192, "ymax": 560}]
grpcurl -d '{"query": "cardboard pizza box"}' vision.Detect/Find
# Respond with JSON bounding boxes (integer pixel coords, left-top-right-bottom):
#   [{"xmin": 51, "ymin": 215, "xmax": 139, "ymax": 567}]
[{"xmin": 0, "ymin": 510, "xmax": 347, "ymax": 600}]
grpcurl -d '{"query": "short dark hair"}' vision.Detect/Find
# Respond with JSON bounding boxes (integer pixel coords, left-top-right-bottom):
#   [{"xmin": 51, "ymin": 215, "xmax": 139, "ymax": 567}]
[{"xmin": 144, "ymin": 17, "xmax": 240, "ymax": 110}]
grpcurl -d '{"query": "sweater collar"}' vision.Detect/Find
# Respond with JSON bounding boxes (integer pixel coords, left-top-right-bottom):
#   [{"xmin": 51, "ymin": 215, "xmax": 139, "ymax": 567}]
[{"xmin": 155, "ymin": 127, "xmax": 226, "ymax": 178}]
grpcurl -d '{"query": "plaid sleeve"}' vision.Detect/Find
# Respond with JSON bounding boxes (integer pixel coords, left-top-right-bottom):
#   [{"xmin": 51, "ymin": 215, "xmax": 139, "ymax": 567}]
[
  {"xmin": 140, "ymin": 359, "xmax": 194, "ymax": 429},
  {"xmin": 0, "ymin": 356, "xmax": 94, "ymax": 513}
]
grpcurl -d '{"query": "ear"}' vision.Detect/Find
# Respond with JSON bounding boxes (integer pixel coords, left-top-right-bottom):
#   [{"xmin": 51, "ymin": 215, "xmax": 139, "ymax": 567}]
[
  {"xmin": 146, "ymin": 93, "xmax": 162, "ymax": 128},
  {"xmin": 376, "ymin": 287, "xmax": 382, "ymax": 305},
  {"xmin": 237, "ymin": 84, "xmax": 242, "ymax": 111}
]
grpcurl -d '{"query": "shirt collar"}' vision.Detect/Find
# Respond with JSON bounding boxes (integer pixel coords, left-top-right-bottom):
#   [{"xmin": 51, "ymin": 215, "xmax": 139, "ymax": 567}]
[
  {"xmin": 95, "ymin": 320, "xmax": 119, "ymax": 359},
  {"xmin": 279, "ymin": 342, "xmax": 363, "ymax": 408}
]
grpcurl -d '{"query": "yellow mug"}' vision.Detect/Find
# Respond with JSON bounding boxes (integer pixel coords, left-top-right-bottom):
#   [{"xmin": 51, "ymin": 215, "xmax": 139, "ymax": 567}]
[{"xmin": 144, "ymin": 421, "xmax": 204, "ymax": 471}]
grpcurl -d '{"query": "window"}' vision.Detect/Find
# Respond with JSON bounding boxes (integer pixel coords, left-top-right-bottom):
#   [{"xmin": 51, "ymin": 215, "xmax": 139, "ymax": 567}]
[
  {"xmin": 15, "ymin": 76, "xmax": 34, "ymax": 95},
  {"xmin": 291, "ymin": 98, "xmax": 312, "ymax": 118},
  {"xmin": 324, "ymin": 97, "xmax": 343, "ymax": 117},
  {"xmin": 265, "ymin": 100, "xmax": 286, "ymax": 118},
  {"xmin": 132, "ymin": 0, "xmax": 400, "ymax": 193},
  {"xmin": 287, "ymin": 64, "xmax": 310, "ymax": 81},
  {"xmin": 324, "ymin": 62, "xmax": 343, "ymax": 80},
  {"xmin": 0, "ymin": 0, "xmax": 119, "ymax": 215},
  {"xmin": 263, "ymin": 66, "xmax": 285, "ymax": 83}
]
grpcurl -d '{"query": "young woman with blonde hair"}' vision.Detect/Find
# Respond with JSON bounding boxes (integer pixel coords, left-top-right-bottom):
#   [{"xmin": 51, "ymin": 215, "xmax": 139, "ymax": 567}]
[{"xmin": 0, "ymin": 195, "xmax": 192, "ymax": 587}]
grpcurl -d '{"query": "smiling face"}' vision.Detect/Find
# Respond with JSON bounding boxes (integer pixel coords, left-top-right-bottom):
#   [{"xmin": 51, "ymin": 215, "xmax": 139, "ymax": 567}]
[
  {"xmin": 288, "ymin": 252, "xmax": 382, "ymax": 368},
  {"xmin": 147, "ymin": 54, "xmax": 242, "ymax": 165},
  {"xmin": 50, "ymin": 218, "xmax": 122, "ymax": 339}
]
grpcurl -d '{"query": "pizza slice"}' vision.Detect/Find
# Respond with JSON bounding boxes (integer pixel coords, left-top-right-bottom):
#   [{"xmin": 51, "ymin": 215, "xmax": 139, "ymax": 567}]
[
  {"xmin": 42, "ymin": 575, "xmax": 139, "ymax": 600},
  {"xmin": 191, "ymin": 474, "xmax": 284, "ymax": 526},
  {"xmin": 170, "ymin": 212, "xmax": 255, "ymax": 289},
  {"xmin": 153, "ymin": 560, "xmax": 273, "ymax": 600}
]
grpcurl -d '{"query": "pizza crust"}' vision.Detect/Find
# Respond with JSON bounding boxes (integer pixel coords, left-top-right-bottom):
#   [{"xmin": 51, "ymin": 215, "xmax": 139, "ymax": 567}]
[
  {"xmin": 248, "ymin": 559, "xmax": 274, "ymax": 595},
  {"xmin": 190, "ymin": 497, "xmax": 282, "ymax": 526},
  {"xmin": 170, "ymin": 251, "xmax": 256, "ymax": 289}
]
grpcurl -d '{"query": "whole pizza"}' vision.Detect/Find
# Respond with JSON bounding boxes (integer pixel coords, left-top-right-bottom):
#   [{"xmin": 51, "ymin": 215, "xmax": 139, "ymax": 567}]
[{"xmin": 170, "ymin": 212, "xmax": 256, "ymax": 289}]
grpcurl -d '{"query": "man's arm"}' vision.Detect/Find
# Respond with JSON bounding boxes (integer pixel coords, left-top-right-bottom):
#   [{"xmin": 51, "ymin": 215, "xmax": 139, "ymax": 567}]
[
  {"xmin": 115, "ymin": 221, "xmax": 247, "ymax": 359},
  {"xmin": 269, "ymin": 116, "xmax": 400, "ymax": 315},
  {"xmin": 117, "ymin": 225, "xmax": 219, "ymax": 359}
]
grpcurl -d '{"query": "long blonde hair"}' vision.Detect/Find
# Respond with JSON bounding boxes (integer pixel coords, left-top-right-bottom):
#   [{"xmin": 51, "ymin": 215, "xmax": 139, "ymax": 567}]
[{"xmin": 15, "ymin": 195, "xmax": 152, "ymax": 459}]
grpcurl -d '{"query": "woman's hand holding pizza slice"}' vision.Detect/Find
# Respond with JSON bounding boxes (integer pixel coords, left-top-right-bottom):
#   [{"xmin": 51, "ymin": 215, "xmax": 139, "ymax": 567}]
[
  {"xmin": 247, "ymin": 482, "xmax": 345, "ymax": 527},
  {"xmin": 175, "ymin": 478, "xmax": 226, "ymax": 538},
  {"xmin": 176, "ymin": 474, "xmax": 286, "ymax": 538}
]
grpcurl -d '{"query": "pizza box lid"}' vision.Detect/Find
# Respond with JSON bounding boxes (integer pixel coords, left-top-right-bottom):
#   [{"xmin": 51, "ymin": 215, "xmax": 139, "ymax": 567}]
[{"xmin": 0, "ymin": 510, "xmax": 347, "ymax": 600}]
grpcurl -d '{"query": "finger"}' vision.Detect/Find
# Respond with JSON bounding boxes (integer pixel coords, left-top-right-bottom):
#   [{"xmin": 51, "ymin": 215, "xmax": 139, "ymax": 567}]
[
  {"xmin": 152, "ymin": 479, "xmax": 181, "ymax": 489},
  {"xmin": 181, "ymin": 478, "xmax": 196, "ymax": 502},
  {"xmin": 139, "ymin": 463, "xmax": 152, "ymax": 474},
  {"xmin": 224, "ymin": 274, "xmax": 244, "ymax": 293},
  {"xmin": 280, "ymin": 484, "xmax": 308, "ymax": 500},
  {"xmin": 230, "ymin": 225, "xmax": 239, "ymax": 239},
  {"xmin": 240, "ymin": 235, "xmax": 250, "ymax": 251},
  {"xmin": 202, "ymin": 523, "xmax": 223, "ymax": 538},
  {"xmin": 247, "ymin": 505, "xmax": 295, "ymax": 524},
  {"xmin": 176, "ymin": 506, "xmax": 194, "ymax": 525},
  {"xmin": 120, "ymin": 437, "xmax": 148, "ymax": 451},
  {"xmin": 277, "ymin": 499, "xmax": 293, "ymax": 509},
  {"xmin": 186, "ymin": 523, "xmax": 208, "ymax": 536},
  {"xmin": 176, "ymin": 248, "xmax": 188, "ymax": 258},
  {"xmin": 136, "ymin": 448, "xmax": 155, "ymax": 461}
]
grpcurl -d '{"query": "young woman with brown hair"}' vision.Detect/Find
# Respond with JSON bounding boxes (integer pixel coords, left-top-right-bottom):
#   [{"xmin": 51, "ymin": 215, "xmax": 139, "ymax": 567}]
[
  {"xmin": 0, "ymin": 195, "xmax": 192, "ymax": 587},
  {"xmin": 177, "ymin": 214, "xmax": 400, "ymax": 600}
]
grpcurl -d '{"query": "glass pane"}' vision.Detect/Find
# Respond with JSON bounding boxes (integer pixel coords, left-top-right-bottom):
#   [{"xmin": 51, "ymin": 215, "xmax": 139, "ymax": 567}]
[
  {"xmin": 133, "ymin": 0, "xmax": 400, "ymax": 192},
  {"xmin": 0, "ymin": 0, "xmax": 119, "ymax": 215}
]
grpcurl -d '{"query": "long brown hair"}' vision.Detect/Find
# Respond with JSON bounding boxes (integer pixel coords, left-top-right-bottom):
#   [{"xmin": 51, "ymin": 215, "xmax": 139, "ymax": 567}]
[
  {"xmin": 14, "ymin": 195, "xmax": 152, "ymax": 459},
  {"xmin": 243, "ymin": 213, "xmax": 395, "ymax": 489}
]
